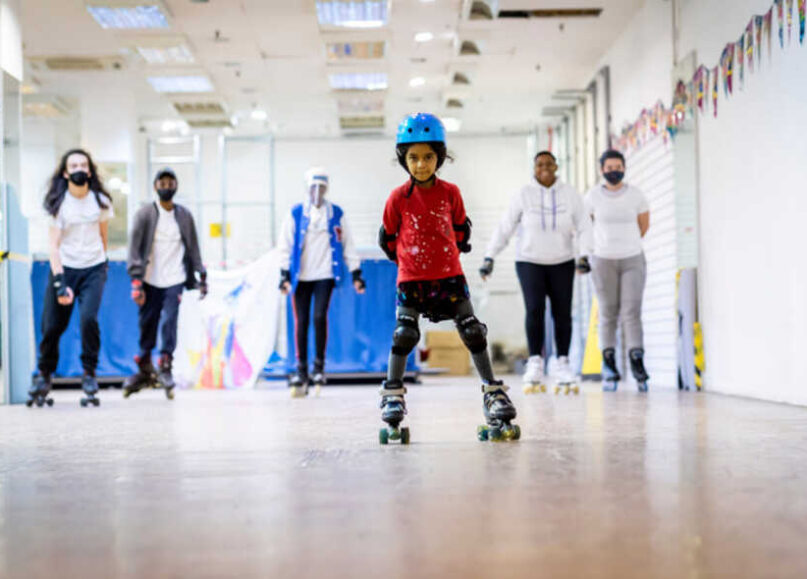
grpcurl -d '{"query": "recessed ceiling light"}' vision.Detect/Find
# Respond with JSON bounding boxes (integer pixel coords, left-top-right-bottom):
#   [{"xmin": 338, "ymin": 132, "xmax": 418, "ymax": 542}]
[
  {"xmin": 409, "ymin": 77, "xmax": 426, "ymax": 88},
  {"xmin": 443, "ymin": 117, "xmax": 462, "ymax": 132},
  {"xmin": 136, "ymin": 44, "xmax": 194, "ymax": 65},
  {"xmin": 251, "ymin": 109, "xmax": 268, "ymax": 121},
  {"xmin": 326, "ymin": 41, "xmax": 386, "ymax": 60},
  {"xmin": 147, "ymin": 75, "xmax": 213, "ymax": 93},
  {"xmin": 329, "ymin": 73, "xmax": 388, "ymax": 91},
  {"xmin": 86, "ymin": 3, "xmax": 170, "ymax": 30},
  {"xmin": 414, "ymin": 32, "xmax": 434, "ymax": 43},
  {"xmin": 316, "ymin": 0, "xmax": 388, "ymax": 29}
]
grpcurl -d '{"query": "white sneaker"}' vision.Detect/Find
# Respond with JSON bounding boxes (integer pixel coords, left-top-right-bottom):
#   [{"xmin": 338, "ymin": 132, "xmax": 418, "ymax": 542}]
[
  {"xmin": 522, "ymin": 355, "xmax": 545, "ymax": 384},
  {"xmin": 553, "ymin": 356, "xmax": 576, "ymax": 385}
]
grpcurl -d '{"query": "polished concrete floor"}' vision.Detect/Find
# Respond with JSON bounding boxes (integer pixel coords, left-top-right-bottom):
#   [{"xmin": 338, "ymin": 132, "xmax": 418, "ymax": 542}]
[{"xmin": 1, "ymin": 376, "xmax": 806, "ymax": 578}]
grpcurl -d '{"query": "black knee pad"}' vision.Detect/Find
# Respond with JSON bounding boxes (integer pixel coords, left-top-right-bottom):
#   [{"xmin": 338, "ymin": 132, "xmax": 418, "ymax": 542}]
[
  {"xmin": 391, "ymin": 313, "xmax": 420, "ymax": 356},
  {"xmin": 457, "ymin": 315, "xmax": 488, "ymax": 353}
]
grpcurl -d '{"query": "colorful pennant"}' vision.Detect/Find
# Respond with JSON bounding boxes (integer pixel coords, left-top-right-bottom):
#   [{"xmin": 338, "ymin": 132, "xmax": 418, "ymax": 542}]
[
  {"xmin": 787, "ymin": 0, "xmax": 794, "ymax": 43},
  {"xmin": 755, "ymin": 15, "xmax": 764, "ymax": 63},
  {"xmin": 712, "ymin": 66, "xmax": 719, "ymax": 117},
  {"xmin": 746, "ymin": 20, "xmax": 755, "ymax": 72},
  {"xmin": 765, "ymin": 8, "xmax": 774, "ymax": 57},
  {"xmin": 736, "ymin": 34, "xmax": 745, "ymax": 88},
  {"xmin": 800, "ymin": 0, "xmax": 805, "ymax": 43}
]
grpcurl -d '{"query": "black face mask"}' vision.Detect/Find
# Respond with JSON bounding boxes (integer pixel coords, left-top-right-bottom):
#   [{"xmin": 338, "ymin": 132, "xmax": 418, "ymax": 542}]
[
  {"xmin": 68, "ymin": 171, "xmax": 89, "ymax": 186},
  {"xmin": 604, "ymin": 171, "xmax": 625, "ymax": 186},
  {"xmin": 157, "ymin": 188, "xmax": 177, "ymax": 202}
]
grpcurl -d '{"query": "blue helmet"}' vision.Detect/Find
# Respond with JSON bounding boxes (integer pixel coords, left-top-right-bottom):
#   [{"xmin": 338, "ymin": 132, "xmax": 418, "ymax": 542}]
[{"xmin": 396, "ymin": 113, "xmax": 446, "ymax": 145}]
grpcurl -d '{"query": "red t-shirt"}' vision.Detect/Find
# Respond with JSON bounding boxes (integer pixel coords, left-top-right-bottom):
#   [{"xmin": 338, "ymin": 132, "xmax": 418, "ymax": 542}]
[{"xmin": 382, "ymin": 178, "xmax": 467, "ymax": 283}]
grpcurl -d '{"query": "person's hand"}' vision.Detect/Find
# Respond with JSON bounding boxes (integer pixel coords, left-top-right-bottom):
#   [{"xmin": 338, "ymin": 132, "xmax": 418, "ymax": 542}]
[
  {"xmin": 352, "ymin": 270, "xmax": 366, "ymax": 295},
  {"xmin": 198, "ymin": 272, "xmax": 209, "ymax": 300},
  {"xmin": 131, "ymin": 279, "xmax": 146, "ymax": 306},
  {"xmin": 54, "ymin": 273, "xmax": 74, "ymax": 306},
  {"xmin": 479, "ymin": 258, "xmax": 494, "ymax": 280},
  {"xmin": 576, "ymin": 256, "xmax": 591, "ymax": 274},
  {"xmin": 279, "ymin": 269, "xmax": 292, "ymax": 295}
]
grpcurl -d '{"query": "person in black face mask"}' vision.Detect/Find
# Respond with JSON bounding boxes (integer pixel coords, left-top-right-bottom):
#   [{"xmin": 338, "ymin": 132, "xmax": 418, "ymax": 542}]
[
  {"xmin": 583, "ymin": 150, "xmax": 652, "ymax": 392},
  {"xmin": 124, "ymin": 167, "xmax": 207, "ymax": 400},
  {"xmin": 30, "ymin": 149, "xmax": 114, "ymax": 407}
]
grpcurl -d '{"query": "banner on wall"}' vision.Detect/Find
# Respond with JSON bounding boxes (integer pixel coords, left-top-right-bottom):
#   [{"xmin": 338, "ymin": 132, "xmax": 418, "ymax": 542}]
[{"xmin": 173, "ymin": 252, "xmax": 281, "ymax": 390}]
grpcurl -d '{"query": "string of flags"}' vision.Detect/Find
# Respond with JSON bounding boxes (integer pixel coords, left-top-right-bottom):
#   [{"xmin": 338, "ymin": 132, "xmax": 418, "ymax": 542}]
[{"xmin": 612, "ymin": 0, "xmax": 804, "ymax": 154}]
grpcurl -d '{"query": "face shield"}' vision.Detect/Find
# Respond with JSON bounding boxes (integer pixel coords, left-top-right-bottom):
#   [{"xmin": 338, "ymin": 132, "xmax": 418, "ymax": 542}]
[{"xmin": 308, "ymin": 182, "xmax": 327, "ymax": 207}]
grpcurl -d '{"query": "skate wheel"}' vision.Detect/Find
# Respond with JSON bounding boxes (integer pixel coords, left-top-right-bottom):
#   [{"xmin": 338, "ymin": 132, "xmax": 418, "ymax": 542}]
[
  {"xmin": 637, "ymin": 382, "xmax": 648, "ymax": 393},
  {"xmin": 522, "ymin": 385, "xmax": 533, "ymax": 394},
  {"xmin": 477, "ymin": 425, "xmax": 489, "ymax": 442},
  {"xmin": 488, "ymin": 427, "xmax": 503, "ymax": 442},
  {"xmin": 80, "ymin": 399, "xmax": 88, "ymax": 407},
  {"xmin": 36, "ymin": 398, "xmax": 44, "ymax": 407},
  {"xmin": 379, "ymin": 428, "xmax": 389, "ymax": 445},
  {"xmin": 47, "ymin": 398, "xmax": 54, "ymax": 406},
  {"xmin": 94, "ymin": 399, "xmax": 100, "ymax": 406},
  {"xmin": 166, "ymin": 389, "xmax": 175, "ymax": 400},
  {"xmin": 314, "ymin": 385, "xmax": 321, "ymax": 397},
  {"xmin": 123, "ymin": 390, "xmax": 131, "ymax": 399},
  {"xmin": 400, "ymin": 427, "xmax": 410, "ymax": 445},
  {"xmin": 541, "ymin": 384, "xmax": 547, "ymax": 393},
  {"xmin": 554, "ymin": 386, "xmax": 561, "ymax": 395},
  {"xmin": 512, "ymin": 424, "xmax": 521, "ymax": 440},
  {"xmin": 26, "ymin": 399, "xmax": 33, "ymax": 407}
]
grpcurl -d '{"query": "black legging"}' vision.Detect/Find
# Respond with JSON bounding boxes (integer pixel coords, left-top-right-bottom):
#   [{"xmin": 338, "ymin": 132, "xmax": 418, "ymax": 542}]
[
  {"xmin": 515, "ymin": 260, "xmax": 575, "ymax": 357},
  {"xmin": 292, "ymin": 279, "xmax": 335, "ymax": 374}
]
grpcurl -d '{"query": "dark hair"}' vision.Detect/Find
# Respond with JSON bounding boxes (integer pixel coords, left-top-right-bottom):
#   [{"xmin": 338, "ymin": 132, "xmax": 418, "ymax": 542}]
[
  {"xmin": 43, "ymin": 149, "xmax": 112, "ymax": 217},
  {"xmin": 395, "ymin": 141, "xmax": 451, "ymax": 173},
  {"xmin": 534, "ymin": 151, "xmax": 557, "ymax": 162},
  {"xmin": 599, "ymin": 149, "xmax": 626, "ymax": 169}
]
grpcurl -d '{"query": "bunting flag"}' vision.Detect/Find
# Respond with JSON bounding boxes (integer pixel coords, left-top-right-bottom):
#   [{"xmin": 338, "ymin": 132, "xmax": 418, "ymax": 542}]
[
  {"xmin": 736, "ymin": 35, "xmax": 745, "ymax": 87},
  {"xmin": 777, "ymin": 0, "xmax": 785, "ymax": 48},
  {"xmin": 800, "ymin": 0, "xmax": 806, "ymax": 43},
  {"xmin": 755, "ymin": 15, "xmax": 764, "ymax": 63},
  {"xmin": 712, "ymin": 66, "xmax": 719, "ymax": 118},
  {"xmin": 721, "ymin": 43, "xmax": 734, "ymax": 96},
  {"xmin": 686, "ymin": 80, "xmax": 696, "ymax": 116},
  {"xmin": 788, "ymin": 0, "xmax": 794, "ymax": 43},
  {"xmin": 765, "ymin": 8, "xmax": 774, "ymax": 57},
  {"xmin": 695, "ymin": 67, "xmax": 705, "ymax": 111},
  {"xmin": 746, "ymin": 20, "xmax": 755, "ymax": 73}
]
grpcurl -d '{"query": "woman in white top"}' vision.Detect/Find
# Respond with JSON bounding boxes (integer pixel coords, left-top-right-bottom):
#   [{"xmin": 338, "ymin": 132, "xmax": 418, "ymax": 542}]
[
  {"xmin": 480, "ymin": 151, "xmax": 592, "ymax": 389},
  {"xmin": 277, "ymin": 167, "xmax": 366, "ymax": 396},
  {"xmin": 583, "ymin": 149, "xmax": 650, "ymax": 391},
  {"xmin": 29, "ymin": 149, "xmax": 113, "ymax": 407}
]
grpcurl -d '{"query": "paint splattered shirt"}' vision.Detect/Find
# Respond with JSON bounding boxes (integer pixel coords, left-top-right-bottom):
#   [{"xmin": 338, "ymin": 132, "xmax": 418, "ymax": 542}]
[{"xmin": 382, "ymin": 178, "xmax": 467, "ymax": 283}]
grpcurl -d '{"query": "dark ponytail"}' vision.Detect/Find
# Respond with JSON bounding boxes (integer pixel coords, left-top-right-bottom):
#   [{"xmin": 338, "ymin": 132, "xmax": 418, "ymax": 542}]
[{"xmin": 44, "ymin": 148, "xmax": 113, "ymax": 217}]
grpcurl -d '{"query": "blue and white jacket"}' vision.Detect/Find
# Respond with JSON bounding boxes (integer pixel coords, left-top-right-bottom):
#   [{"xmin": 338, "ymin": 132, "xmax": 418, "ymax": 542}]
[{"xmin": 278, "ymin": 201, "xmax": 360, "ymax": 290}]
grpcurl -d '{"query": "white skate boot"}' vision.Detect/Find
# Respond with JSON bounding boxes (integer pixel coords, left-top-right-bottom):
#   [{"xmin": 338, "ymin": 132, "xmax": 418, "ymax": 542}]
[
  {"xmin": 522, "ymin": 355, "xmax": 547, "ymax": 394},
  {"xmin": 553, "ymin": 356, "xmax": 579, "ymax": 395}
]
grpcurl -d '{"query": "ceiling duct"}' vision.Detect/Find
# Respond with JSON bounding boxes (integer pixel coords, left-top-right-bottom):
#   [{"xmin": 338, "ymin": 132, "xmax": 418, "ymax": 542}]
[
  {"xmin": 452, "ymin": 72, "xmax": 471, "ymax": 85},
  {"xmin": 186, "ymin": 118, "xmax": 232, "ymax": 129},
  {"xmin": 468, "ymin": 0, "xmax": 497, "ymax": 20},
  {"xmin": 459, "ymin": 40, "xmax": 481, "ymax": 56},
  {"xmin": 498, "ymin": 8, "xmax": 603, "ymax": 19},
  {"xmin": 446, "ymin": 98, "xmax": 464, "ymax": 109},
  {"xmin": 29, "ymin": 56, "xmax": 126, "ymax": 71},
  {"xmin": 339, "ymin": 115, "xmax": 385, "ymax": 130},
  {"xmin": 173, "ymin": 101, "xmax": 227, "ymax": 115}
]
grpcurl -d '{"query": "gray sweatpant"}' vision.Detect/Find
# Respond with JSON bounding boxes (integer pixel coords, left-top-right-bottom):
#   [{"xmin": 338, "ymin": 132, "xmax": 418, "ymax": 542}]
[{"xmin": 591, "ymin": 253, "xmax": 647, "ymax": 351}]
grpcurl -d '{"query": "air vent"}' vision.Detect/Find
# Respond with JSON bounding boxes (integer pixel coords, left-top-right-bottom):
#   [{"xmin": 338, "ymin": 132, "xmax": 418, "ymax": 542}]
[
  {"xmin": 446, "ymin": 99, "xmax": 464, "ymax": 109},
  {"xmin": 459, "ymin": 41, "xmax": 481, "ymax": 56},
  {"xmin": 186, "ymin": 118, "xmax": 232, "ymax": 129},
  {"xmin": 173, "ymin": 101, "xmax": 226, "ymax": 115},
  {"xmin": 452, "ymin": 72, "xmax": 471, "ymax": 85},
  {"xmin": 498, "ymin": 8, "xmax": 603, "ymax": 19},
  {"xmin": 339, "ymin": 115, "xmax": 385, "ymax": 130},
  {"xmin": 469, "ymin": 0, "xmax": 496, "ymax": 20},
  {"xmin": 30, "ymin": 56, "xmax": 125, "ymax": 71}
]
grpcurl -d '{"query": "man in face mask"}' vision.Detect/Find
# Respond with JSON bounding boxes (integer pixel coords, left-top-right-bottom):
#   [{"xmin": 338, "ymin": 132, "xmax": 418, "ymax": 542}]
[{"xmin": 124, "ymin": 167, "xmax": 207, "ymax": 400}]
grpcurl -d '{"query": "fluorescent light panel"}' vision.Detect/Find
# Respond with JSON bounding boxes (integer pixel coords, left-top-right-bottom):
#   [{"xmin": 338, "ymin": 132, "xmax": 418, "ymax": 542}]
[
  {"xmin": 329, "ymin": 72, "xmax": 387, "ymax": 91},
  {"xmin": 148, "ymin": 75, "xmax": 213, "ymax": 93},
  {"xmin": 136, "ymin": 44, "xmax": 194, "ymax": 65},
  {"xmin": 316, "ymin": 1, "xmax": 388, "ymax": 28},
  {"xmin": 443, "ymin": 117, "xmax": 462, "ymax": 132},
  {"xmin": 86, "ymin": 4, "xmax": 169, "ymax": 29}
]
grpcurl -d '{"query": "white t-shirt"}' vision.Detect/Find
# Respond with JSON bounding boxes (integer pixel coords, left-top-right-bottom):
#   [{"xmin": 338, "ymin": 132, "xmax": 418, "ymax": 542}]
[
  {"xmin": 145, "ymin": 204, "xmax": 187, "ymax": 288},
  {"xmin": 485, "ymin": 180, "xmax": 593, "ymax": 265},
  {"xmin": 52, "ymin": 191, "xmax": 113, "ymax": 269},
  {"xmin": 583, "ymin": 184, "xmax": 649, "ymax": 259}
]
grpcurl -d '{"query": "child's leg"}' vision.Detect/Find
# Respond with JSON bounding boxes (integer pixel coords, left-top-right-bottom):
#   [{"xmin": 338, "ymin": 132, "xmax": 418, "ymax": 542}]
[
  {"xmin": 292, "ymin": 282, "xmax": 315, "ymax": 376},
  {"xmin": 453, "ymin": 300, "xmax": 495, "ymax": 383},
  {"xmin": 311, "ymin": 279, "xmax": 336, "ymax": 373},
  {"xmin": 385, "ymin": 306, "xmax": 420, "ymax": 384}
]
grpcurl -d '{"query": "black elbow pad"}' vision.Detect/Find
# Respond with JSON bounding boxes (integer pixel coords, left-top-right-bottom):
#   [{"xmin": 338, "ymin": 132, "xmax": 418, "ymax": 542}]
[
  {"xmin": 453, "ymin": 217, "xmax": 472, "ymax": 253},
  {"xmin": 378, "ymin": 226, "xmax": 398, "ymax": 262}
]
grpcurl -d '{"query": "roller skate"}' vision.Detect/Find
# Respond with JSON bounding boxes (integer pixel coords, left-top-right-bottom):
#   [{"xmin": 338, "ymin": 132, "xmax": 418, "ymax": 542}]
[
  {"xmin": 478, "ymin": 381, "xmax": 520, "ymax": 442},
  {"xmin": 601, "ymin": 348, "xmax": 620, "ymax": 392},
  {"xmin": 123, "ymin": 355, "xmax": 157, "ymax": 399},
  {"xmin": 378, "ymin": 380, "xmax": 409, "ymax": 445},
  {"xmin": 522, "ymin": 355, "xmax": 548, "ymax": 394},
  {"xmin": 26, "ymin": 374, "xmax": 54, "ymax": 407},
  {"xmin": 289, "ymin": 371, "xmax": 309, "ymax": 398},
  {"xmin": 553, "ymin": 356, "xmax": 580, "ymax": 395},
  {"xmin": 310, "ymin": 361, "xmax": 326, "ymax": 397},
  {"xmin": 629, "ymin": 348, "xmax": 650, "ymax": 393},
  {"xmin": 157, "ymin": 354, "xmax": 176, "ymax": 400},
  {"xmin": 80, "ymin": 373, "xmax": 101, "ymax": 407}
]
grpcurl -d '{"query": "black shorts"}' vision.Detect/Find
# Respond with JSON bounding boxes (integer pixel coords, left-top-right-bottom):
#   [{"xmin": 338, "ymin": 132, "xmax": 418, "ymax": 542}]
[{"xmin": 396, "ymin": 275, "xmax": 470, "ymax": 322}]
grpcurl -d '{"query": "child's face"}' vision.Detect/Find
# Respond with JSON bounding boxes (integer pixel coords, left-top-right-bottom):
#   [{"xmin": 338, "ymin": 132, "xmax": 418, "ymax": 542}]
[{"xmin": 405, "ymin": 143, "xmax": 438, "ymax": 182}]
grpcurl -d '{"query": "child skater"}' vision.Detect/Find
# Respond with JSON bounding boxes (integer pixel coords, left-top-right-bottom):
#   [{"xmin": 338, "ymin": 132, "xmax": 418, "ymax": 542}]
[{"xmin": 376, "ymin": 113, "xmax": 520, "ymax": 444}]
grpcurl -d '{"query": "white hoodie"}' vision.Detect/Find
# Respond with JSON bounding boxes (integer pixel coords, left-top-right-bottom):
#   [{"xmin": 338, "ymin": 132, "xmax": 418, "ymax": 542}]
[{"xmin": 485, "ymin": 179, "xmax": 593, "ymax": 265}]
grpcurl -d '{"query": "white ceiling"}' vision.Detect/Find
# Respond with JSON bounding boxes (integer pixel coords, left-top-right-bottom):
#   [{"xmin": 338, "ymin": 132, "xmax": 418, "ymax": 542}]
[{"xmin": 21, "ymin": 0, "xmax": 644, "ymax": 137}]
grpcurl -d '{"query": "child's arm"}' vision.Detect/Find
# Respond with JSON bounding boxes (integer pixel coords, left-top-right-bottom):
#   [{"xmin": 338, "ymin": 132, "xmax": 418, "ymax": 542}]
[
  {"xmin": 378, "ymin": 194, "xmax": 400, "ymax": 262},
  {"xmin": 450, "ymin": 187, "xmax": 472, "ymax": 253}
]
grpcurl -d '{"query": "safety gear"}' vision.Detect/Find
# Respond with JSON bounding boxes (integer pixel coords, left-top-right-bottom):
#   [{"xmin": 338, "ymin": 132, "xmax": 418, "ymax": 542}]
[
  {"xmin": 456, "ymin": 314, "xmax": 488, "ymax": 354},
  {"xmin": 352, "ymin": 269, "xmax": 366, "ymax": 291},
  {"xmin": 157, "ymin": 188, "xmax": 177, "ymax": 202},
  {"xmin": 53, "ymin": 273, "xmax": 70, "ymax": 298},
  {"xmin": 198, "ymin": 271, "xmax": 208, "ymax": 299},
  {"xmin": 479, "ymin": 258, "xmax": 494, "ymax": 278},
  {"xmin": 279, "ymin": 269, "xmax": 291, "ymax": 290},
  {"xmin": 576, "ymin": 256, "xmax": 591, "ymax": 273},
  {"xmin": 391, "ymin": 312, "xmax": 420, "ymax": 356},
  {"xmin": 453, "ymin": 217, "xmax": 472, "ymax": 253},
  {"xmin": 304, "ymin": 167, "xmax": 329, "ymax": 207},
  {"xmin": 396, "ymin": 113, "xmax": 446, "ymax": 146},
  {"xmin": 68, "ymin": 171, "xmax": 89, "ymax": 186},
  {"xmin": 604, "ymin": 171, "xmax": 625, "ymax": 186},
  {"xmin": 131, "ymin": 279, "xmax": 145, "ymax": 305},
  {"xmin": 378, "ymin": 226, "xmax": 397, "ymax": 262},
  {"xmin": 308, "ymin": 183, "xmax": 326, "ymax": 207},
  {"xmin": 154, "ymin": 167, "xmax": 177, "ymax": 183}
]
